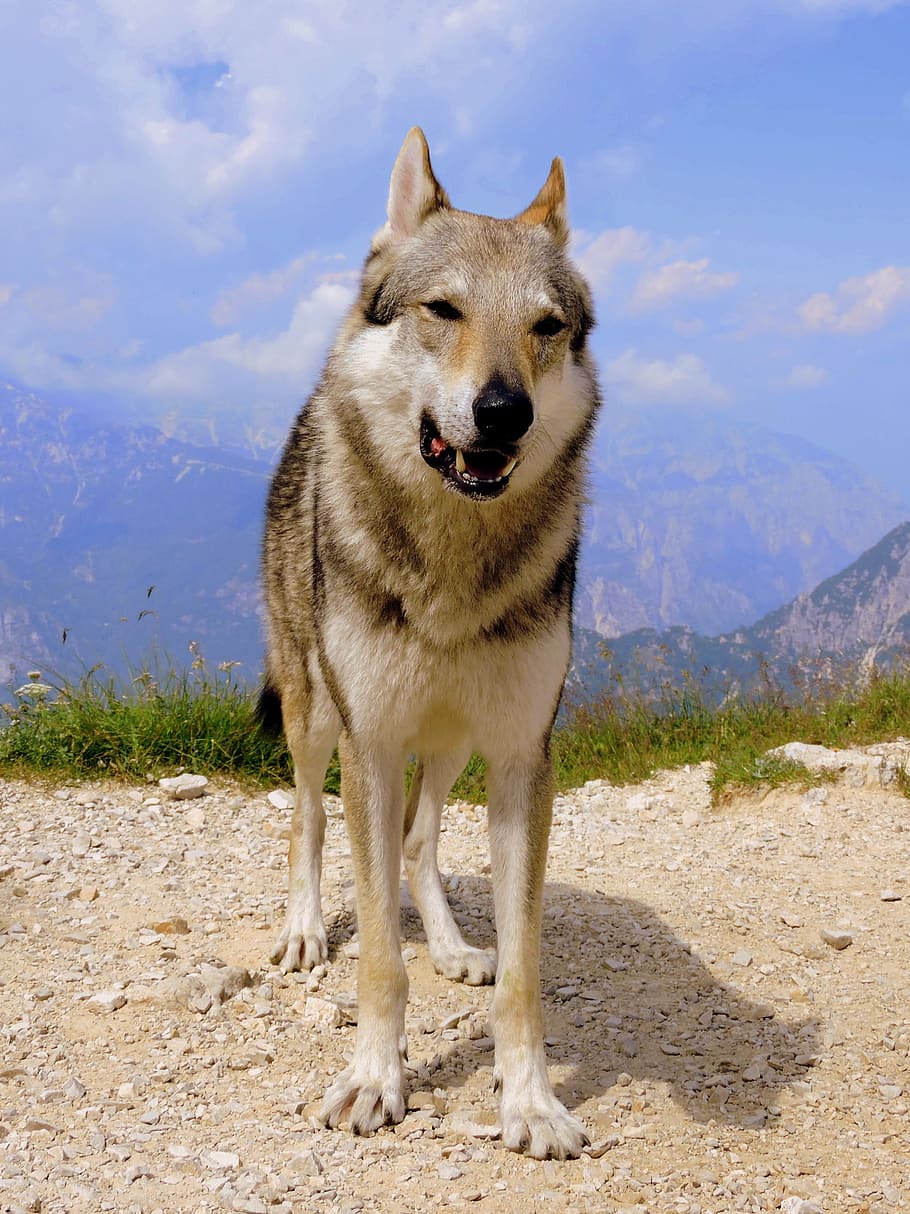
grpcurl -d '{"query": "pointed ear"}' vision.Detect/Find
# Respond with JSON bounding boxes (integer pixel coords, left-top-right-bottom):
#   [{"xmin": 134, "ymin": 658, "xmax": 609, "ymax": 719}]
[
  {"xmin": 516, "ymin": 157, "xmax": 568, "ymax": 247},
  {"xmin": 385, "ymin": 127, "xmax": 450, "ymax": 242}
]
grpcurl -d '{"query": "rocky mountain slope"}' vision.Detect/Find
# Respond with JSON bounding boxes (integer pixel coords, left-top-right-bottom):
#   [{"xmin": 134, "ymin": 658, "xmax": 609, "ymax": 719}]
[
  {"xmin": 578, "ymin": 522, "xmax": 910, "ymax": 702},
  {"xmin": 576, "ymin": 407, "xmax": 906, "ymax": 638}
]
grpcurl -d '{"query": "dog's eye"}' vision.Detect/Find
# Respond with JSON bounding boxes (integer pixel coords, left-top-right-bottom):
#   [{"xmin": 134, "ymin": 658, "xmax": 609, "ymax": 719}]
[
  {"xmin": 533, "ymin": 315, "xmax": 566, "ymax": 338},
  {"xmin": 424, "ymin": 300, "xmax": 462, "ymax": 321}
]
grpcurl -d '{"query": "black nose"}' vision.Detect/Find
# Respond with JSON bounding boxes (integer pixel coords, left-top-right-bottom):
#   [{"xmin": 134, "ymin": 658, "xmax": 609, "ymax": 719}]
[{"xmin": 472, "ymin": 378, "xmax": 534, "ymax": 444}]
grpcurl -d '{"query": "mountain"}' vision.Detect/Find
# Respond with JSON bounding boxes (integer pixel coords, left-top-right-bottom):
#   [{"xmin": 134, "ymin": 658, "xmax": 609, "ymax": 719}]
[
  {"xmin": 0, "ymin": 384, "xmax": 269, "ymax": 684},
  {"xmin": 1, "ymin": 384, "xmax": 906, "ymax": 689},
  {"xmin": 577, "ymin": 407, "xmax": 907, "ymax": 637},
  {"xmin": 574, "ymin": 521, "xmax": 910, "ymax": 704}
]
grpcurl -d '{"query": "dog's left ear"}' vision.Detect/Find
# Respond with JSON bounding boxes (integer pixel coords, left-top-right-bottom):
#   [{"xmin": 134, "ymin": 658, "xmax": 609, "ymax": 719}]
[
  {"xmin": 384, "ymin": 127, "xmax": 451, "ymax": 242},
  {"xmin": 516, "ymin": 158, "xmax": 568, "ymax": 248}
]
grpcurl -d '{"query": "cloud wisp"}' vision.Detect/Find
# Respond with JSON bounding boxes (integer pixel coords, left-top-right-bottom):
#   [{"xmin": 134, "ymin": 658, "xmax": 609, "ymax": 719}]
[
  {"xmin": 605, "ymin": 348, "xmax": 730, "ymax": 407},
  {"xmin": 799, "ymin": 266, "xmax": 910, "ymax": 334},
  {"xmin": 631, "ymin": 258, "xmax": 739, "ymax": 313}
]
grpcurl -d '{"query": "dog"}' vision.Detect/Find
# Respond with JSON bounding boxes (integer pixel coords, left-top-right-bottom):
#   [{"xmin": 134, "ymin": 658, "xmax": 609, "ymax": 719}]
[{"xmin": 258, "ymin": 127, "xmax": 600, "ymax": 1159}]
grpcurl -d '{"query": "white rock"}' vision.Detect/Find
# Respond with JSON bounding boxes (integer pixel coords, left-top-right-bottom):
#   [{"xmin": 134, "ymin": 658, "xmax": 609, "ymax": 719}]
[
  {"xmin": 201, "ymin": 1149, "xmax": 240, "ymax": 1169},
  {"xmin": 625, "ymin": 792, "xmax": 653, "ymax": 813},
  {"xmin": 268, "ymin": 789, "xmax": 294, "ymax": 811},
  {"xmin": 768, "ymin": 742, "xmax": 882, "ymax": 786},
  {"xmin": 445, "ymin": 1107, "xmax": 501, "ymax": 1139},
  {"xmin": 819, "ymin": 928, "xmax": 853, "ymax": 951},
  {"xmin": 880, "ymin": 889, "xmax": 902, "ymax": 901},
  {"xmin": 159, "ymin": 774, "xmax": 208, "ymax": 800},
  {"xmin": 87, "ymin": 990, "xmax": 126, "ymax": 1014},
  {"xmin": 299, "ymin": 996, "xmax": 343, "ymax": 1028},
  {"xmin": 72, "ymin": 832, "xmax": 92, "ymax": 857},
  {"xmin": 185, "ymin": 805, "xmax": 205, "ymax": 830},
  {"xmin": 780, "ymin": 1200, "xmax": 823, "ymax": 1214}
]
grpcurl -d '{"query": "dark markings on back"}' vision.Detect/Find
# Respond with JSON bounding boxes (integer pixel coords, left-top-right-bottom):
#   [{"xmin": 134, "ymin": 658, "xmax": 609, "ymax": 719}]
[{"xmin": 310, "ymin": 482, "xmax": 354, "ymax": 734}]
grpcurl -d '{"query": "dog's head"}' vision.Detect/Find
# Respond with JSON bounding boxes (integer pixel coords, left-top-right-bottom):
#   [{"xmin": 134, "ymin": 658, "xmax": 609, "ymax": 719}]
[{"xmin": 341, "ymin": 127, "xmax": 596, "ymax": 503}]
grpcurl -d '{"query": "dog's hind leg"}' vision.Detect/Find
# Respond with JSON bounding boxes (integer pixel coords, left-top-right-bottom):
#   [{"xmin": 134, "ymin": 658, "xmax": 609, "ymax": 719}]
[
  {"xmin": 486, "ymin": 741, "xmax": 589, "ymax": 1160},
  {"xmin": 321, "ymin": 732, "xmax": 408, "ymax": 1134},
  {"xmin": 270, "ymin": 681, "xmax": 340, "ymax": 973},
  {"xmin": 404, "ymin": 753, "xmax": 496, "ymax": 986}
]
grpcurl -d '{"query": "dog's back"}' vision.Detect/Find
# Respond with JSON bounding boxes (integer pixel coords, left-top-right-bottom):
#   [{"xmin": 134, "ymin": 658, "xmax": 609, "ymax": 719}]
[{"xmin": 261, "ymin": 128, "xmax": 599, "ymax": 1159}]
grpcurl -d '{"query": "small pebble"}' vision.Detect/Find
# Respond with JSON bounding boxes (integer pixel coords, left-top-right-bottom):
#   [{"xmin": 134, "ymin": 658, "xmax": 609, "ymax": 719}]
[
  {"xmin": 819, "ymin": 928, "xmax": 853, "ymax": 951},
  {"xmin": 87, "ymin": 990, "xmax": 126, "ymax": 1014}
]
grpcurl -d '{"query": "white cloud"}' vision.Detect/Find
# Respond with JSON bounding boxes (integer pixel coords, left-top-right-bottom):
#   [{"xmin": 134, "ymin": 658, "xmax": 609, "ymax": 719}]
[
  {"xmin": 781, "ymin": 363, "xmax": 829, "ymax": 389},
  {"xmin": 631, "ymin": 258, "xmax": 739, "ymax": 312},
  {"xmin": 799, "ymin": 265, "xmax": 910, "ymax": 333},
  {"xmin": 605, "ymin": 348, "xmax": 730, "ymax": 406},
  {"xmin": 0, "ymin": 277, "xmax": 355, "ymax": 408},
  {"xmin": 21, "ymin": 283, "xmax": 116, "ymax": 332},
  {"xmin": 137, "ymin": 279, "xmax": 356, "ymax": 401},
  {"xmin": 572, "ymin": 227, "xmax": 652, "ymax": 294},
  {"xmin": 0, "ymin": 284, "xmax": 14, "ymax": 306},
  {"xmin": 5, "ymin": 0, "xmax": 551, "ymax": 257},
  {"xmin": 211, "ymin": 254, "xmax": 322, "ymax": 326}
]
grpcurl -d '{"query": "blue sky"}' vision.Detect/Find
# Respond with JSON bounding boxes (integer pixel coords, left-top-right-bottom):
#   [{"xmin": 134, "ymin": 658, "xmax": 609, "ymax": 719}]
[{"xmin": 2, "ymin": 0, "xmax": 909, "ymax": 494}]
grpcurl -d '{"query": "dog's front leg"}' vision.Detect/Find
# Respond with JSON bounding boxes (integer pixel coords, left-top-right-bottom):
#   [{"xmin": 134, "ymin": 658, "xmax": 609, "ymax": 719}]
[
  {"xmin": 321, "ymin": 732, "xmax": 408, "ymax": 1134},
  {"xmin": 487, "ymin": 744, "xmax": 589, "ymax": 1160}
]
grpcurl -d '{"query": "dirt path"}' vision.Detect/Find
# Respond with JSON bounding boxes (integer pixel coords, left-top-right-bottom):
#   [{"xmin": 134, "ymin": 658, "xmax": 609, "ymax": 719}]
[{"xmin": 1, "ymin": 755, "xmax": 908, "ymax": 1213}]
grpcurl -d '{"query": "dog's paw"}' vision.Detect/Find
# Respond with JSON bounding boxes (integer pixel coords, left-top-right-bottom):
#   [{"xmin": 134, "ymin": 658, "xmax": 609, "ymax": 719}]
[
  {"xmin": 431, "ymin": 942, "xmax": 497, "ymax": 986},
  {"xmin": 269, "ymin": 920, "xmax": 328, "ymax": 973},
  {"xmin": 500, "ymin": 1097, "xmax": 588, "ymax": 1160},
  {"xmin": 320, "ymin": 1066, "xmax": 406, "ymax": 1135}
]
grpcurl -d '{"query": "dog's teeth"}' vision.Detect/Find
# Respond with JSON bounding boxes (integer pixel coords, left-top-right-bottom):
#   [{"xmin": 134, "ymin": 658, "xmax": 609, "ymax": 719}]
[
  {"xmin": 455, "ymin": 449, "xmax": 467, "ymax": 474},
  {"xmin": 502, "ymin": 457, "xmax": 518, "ymax": 477}
]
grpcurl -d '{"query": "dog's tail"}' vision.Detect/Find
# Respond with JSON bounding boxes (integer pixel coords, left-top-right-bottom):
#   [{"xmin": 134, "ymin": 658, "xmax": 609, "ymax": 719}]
[{"xmin": 255, "ymin": 678, "xmax": 284, "ymax": 737}]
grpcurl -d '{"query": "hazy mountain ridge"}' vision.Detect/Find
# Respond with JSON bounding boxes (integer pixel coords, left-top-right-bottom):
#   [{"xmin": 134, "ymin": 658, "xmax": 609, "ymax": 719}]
[
  {"xmin": 574, "ymin": 522, "xmax": 910, "ymax": 703},
  {"xmin": 577, "ymin": 408, "xmax": 906, "ymax": 637},
  {"xmin": 0, "ymin": 384, "xmax": 269, "ymax": 681},
  {"xmin": 1, "ymin": 384, "xmax": 907, "ymax": 688}
]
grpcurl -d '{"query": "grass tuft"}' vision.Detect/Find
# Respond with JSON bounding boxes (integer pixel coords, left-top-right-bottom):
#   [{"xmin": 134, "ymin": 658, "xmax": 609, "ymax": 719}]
[{"xmin": 0, "ymin": 657, "xmax": 304, "ymax": 788}]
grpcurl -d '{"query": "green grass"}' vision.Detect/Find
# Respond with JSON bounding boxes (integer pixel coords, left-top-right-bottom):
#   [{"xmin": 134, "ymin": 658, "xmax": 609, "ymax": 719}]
[
  {"xmin": 4, "ymin": 658, "xmax": 910, "ymax": 803},
  {"xmin": 0, "ymin": 661, "xmax": 306, "ymax": 788}
]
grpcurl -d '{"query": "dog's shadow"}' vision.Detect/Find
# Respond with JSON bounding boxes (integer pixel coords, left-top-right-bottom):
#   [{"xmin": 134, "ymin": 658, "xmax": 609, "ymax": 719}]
[{"xmin": 327, "ymin": 872, "xmax": 819, "ymax": 1132}]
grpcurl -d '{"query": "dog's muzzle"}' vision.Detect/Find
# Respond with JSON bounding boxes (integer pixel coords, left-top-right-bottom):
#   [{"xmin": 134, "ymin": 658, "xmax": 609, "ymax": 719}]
[{"xmin": 420, "ymin": 414, "xmax": 520, "ymax": 501}]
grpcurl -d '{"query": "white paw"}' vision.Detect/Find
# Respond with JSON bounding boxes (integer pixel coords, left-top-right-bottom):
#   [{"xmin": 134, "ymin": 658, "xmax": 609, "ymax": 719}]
[
  {"xmin": 320, "ymin": 1064, "xmax": 406, "ymax": 1135},
  {"xmin": 500, "ymin": 1095, "xmax": 588, "ymax": 1160},
  {"xmin": 269, "ymin": 918, "xmax": 328, "ymax": 973},
  {"xmin": 431, "ymin": 942, "xmax": 497, "ymax": 986}
]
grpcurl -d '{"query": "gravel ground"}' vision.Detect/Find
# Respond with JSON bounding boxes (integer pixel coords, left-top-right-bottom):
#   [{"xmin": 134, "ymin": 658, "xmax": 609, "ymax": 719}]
[{"xmin": 1, "ymin": 747, "xmax": 909, "ymax": 1213}]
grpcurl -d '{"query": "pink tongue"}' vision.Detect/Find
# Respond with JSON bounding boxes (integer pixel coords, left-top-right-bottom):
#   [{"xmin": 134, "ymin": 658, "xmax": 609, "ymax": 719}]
[{"xmin": 462, "ymin": 450, "xmax": 509, "ymax": 480}]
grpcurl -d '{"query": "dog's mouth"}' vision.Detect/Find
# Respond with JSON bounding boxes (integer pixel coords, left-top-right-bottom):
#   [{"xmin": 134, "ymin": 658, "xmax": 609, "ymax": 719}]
[{"xmin": 419, "ymin": 414, "xmax": 519, "ymax": 501}]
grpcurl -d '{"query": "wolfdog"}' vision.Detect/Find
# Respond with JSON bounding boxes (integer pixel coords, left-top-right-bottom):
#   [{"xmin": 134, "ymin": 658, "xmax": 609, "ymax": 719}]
[{"xmin": 259, "ymin": 127, "xmax": 599, "ymax": 1159}]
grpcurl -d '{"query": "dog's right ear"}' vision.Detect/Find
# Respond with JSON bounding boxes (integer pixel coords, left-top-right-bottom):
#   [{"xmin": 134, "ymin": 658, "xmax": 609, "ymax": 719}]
[{"xmin": 378, "ymin": 127, "xmax": 450, "ymax": 246}]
